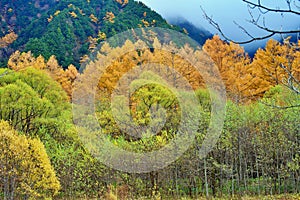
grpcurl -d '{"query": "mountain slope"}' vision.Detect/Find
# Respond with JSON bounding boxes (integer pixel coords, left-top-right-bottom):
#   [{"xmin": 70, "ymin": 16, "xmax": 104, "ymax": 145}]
[
  {"xmin": 0, "ymin": 0, "xmax": 210, "ymax": 68},
  {"xmin": 168, "ymin": 17, "xmax": 213, "ymax": 45}
]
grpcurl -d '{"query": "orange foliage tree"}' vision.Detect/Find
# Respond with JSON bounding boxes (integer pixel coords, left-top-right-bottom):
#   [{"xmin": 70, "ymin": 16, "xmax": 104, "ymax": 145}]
[
  {"xmin": 0, "ymin": 32, "xmax": 18, "ymax": 48},
  {"xmin": 7, "ymin": 51, "xmax": 78, "ymax": 99},
  {"xmin": 78, "ymin": 38, "xmax": 207, "ymax": 100},
  {"xmin": 204, "ymin": 36, "xmax": 300, "ymax": 101},
  {"xmin": 251, "ymin": 39, "xmax": 300, "ymax": 96},
  {"xmin": 203, "ymin": 35, "xmax": 252, "ymax": 102}
]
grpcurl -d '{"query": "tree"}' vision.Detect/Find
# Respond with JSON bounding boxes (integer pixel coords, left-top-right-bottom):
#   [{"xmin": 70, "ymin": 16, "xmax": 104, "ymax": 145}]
[
  {"xmin": 0, "ymin": 120, "xmax": 60, "ymax": 200},
  {"xmin": 115, "ymin": 0, "xmax": 129, "ymax": 7},
  {"xmin": 24, "ymin": 38, "xmax": 50, "ymax": 59},
  {"xmin": 0, "ymin": 67, "xmax": 106, "ymax": 197},
  {"xmin": 7, "ymin": 51, "xmax": 36, "ymax": 71},
  {"xmin": 202, "ymin": 0, "xmax": 300, "ymax": 44},
  {"xmin": 61, "ymin": 64, "xmax": 79, "ymax": 98},
  {"xmin": 203, "ymin": 35, "xmax": 253, "ymax": 102},
  {"xmin": 203, "ymin": 35, "xmax": 300, "ymax": 102},
  {"xmin": 103, "ymin": 12, "xmax": 116, "ymax": 23},
  {"xmin": 7, "ymin": 52, "xmax": 78, "ymax": 99},
  {"xmin": 89, "ymin": 14, "xmax": 99, "ymax": 23},
  {"xmin": 0, "ymin": 68, "xmax": 69, "ymax": 137},
  {"xmin": 0, "ymin": 32, "xmax": 18, "ymax": 48},
  {"xmin": 250, "ymin": 39, "xmax": 300, "ymax": 102}
]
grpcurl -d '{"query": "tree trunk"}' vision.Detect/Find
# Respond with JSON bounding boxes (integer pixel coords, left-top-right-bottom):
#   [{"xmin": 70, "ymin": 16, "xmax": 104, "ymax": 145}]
[{"xmin": 204, "ymin": 159, "xmax": 209, "ymax": 199}]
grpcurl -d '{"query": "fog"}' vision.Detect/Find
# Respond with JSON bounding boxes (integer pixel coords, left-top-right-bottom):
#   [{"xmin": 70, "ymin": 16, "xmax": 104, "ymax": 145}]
[{"xmin": 136, "ymin": 0, "xmax": 300, "ymax": 51}]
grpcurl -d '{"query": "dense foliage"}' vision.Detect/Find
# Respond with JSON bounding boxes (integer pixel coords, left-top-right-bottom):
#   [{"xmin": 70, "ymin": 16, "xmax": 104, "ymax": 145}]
[
  {"xmin": 1, "ymin": 34, "xmax": 299, "ymax": 199},
  {"xmin": 0, "ymin": 120, "xmax": 60, "ymax": 199},
  {"xmin": 0, "ymin": 0, "xmax": 211, "ymax": 68},
  {"xmin": 0, "ymin": 68, "xmax": 106, "ymax": 198},
  {"xmin": 0, "ymin": 1, "xmax": 299, "ymax": 199}
]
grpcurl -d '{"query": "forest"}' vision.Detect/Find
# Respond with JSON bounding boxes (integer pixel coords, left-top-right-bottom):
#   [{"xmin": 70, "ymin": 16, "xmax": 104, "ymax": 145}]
[
  {"xmin": 0, "ymin": 0, "xmax": 299, "ymax": 200},
  {"xmin": 0, "ymin": 0, "xmax": 198, "ymax": 68},
  {"xmin": 0, "ymin": 31, "xmax": 299, "ymax": 199}
]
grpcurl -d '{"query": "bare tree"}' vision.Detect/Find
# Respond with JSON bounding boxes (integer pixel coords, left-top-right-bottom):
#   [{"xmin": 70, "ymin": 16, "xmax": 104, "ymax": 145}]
[{"xmin": 201, "ymin": 0, "xmax": 300, "ymax": 44}]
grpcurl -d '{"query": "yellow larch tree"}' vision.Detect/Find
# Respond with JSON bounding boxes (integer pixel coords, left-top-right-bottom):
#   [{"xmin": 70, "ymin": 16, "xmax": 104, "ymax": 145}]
[
  {"xmin": 0, "ymin": 32, "xmax": 18, "ymax": 48},
  {"xmin": 48, "ymin": 15, "xmax": 53, "ymax": 22},
  {"xmin": 7, "ymin": 51, "xmax": 36, "ymax": 71},
  {"xmin": 115, "ymin": 0, "xmax": 128, "ymax": 6},
  {"xmin": 251, "ymin": 39, "xmax": 300, "ymax": 96},
  {"xmin": 203, "ymin": 35, "xmax": 252, "ymax": 102},
  {"xmin": 69, "ymin": 11, "xmax": 78, "ymax": 18},
  {"xmin": 61, "ymin": 64, "xmax": 79, "ymax": 97},
  {"xmin": 7, "ymin": 52, "xmax": 78, "ymax": 99},
  {"xmin": 103, "ymin": 12, "xmax": 115, "ymax": 23},
  {"xmin": 89, "ymin": 14, "xmax": 98, "ymax": 23}
]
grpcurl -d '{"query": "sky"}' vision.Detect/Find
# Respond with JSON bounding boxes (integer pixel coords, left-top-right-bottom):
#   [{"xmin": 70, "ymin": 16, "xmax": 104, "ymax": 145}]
[{"xmin": 136, "ymin": 0, "xmax": 300, "ymax": 51}]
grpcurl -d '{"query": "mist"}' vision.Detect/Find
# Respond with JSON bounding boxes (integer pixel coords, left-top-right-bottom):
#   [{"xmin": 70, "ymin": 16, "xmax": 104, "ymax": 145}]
[{"xmin": 136, "ymin": 0, "xmax": 300, "ymax": 52}]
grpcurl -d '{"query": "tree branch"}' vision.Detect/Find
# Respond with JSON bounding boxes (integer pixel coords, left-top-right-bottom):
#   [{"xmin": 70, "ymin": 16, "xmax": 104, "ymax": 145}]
[
  {"xmin": 201, "ymin": 0, "xmax": 300, "ymax": 44},
  {"xmin": 260, "ymin": 100, "xmax": 300, "ymax": 109},
  {"xmin": 201, "ymin": 6, "xmax": 276, "ymax": 44},
  {"xmin": 242, "ymin": 0, "xmax": 300, "ymax": 15}
]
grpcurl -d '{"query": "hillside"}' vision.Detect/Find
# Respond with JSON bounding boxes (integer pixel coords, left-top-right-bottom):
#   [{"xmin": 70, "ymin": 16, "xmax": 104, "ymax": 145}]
[
  {"xmin": 0, "ymin": 0, "xmax": 213, "ymax": 68},
  {"xmin": 169, "ymin": 17, "xmax": 213, "ymax": 45}
]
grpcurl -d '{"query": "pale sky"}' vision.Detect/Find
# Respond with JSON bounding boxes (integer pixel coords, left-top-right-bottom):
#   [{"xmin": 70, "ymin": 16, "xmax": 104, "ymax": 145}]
[{"xmin": 136, "ymin": 0, "xmax": 300, "ymax": 50}]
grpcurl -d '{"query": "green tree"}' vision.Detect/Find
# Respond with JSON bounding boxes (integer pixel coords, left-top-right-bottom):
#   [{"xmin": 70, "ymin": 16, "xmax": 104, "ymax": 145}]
[
  {"xmin": 0, "ymin": 120, "xmax": 60, "ymax": 200},
  {"xmin": 0, "ymin": 68, "xmax": 68, "ymax": 138},
  {"xmin": 0, "ymin": 67, "xmax": 106, "ymax": 197}
]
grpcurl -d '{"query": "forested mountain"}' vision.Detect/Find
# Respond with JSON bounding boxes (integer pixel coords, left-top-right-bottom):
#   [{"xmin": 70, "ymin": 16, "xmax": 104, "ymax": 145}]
[
  {"xmin": 169, "ymin": 17, "xmax": 213, "ymax": 45},
  {"xmin": 0, "ymin": 0, "xmax": 210, "ymax": 68}
]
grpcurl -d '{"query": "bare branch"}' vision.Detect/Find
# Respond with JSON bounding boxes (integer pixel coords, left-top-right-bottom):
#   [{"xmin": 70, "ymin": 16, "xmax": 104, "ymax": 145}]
[
  {"xmin": 251, "ymin": 20, "xmax": 300, "ymax": 35},
  {"xmin": 200, "ymin": 7, "xmax": 232, "ymax": 41},
  {"xmin": 279, "ymin": 63, "xmax": 300, "ymax": 95},
  {"xmin": 201, "ymin": 0, "xmax": 300, "ymax": 44},
  {"xmin": 201, "ymin": 6, "xmax": 276, "ymax": 44},
  {"xmin": 242, "ymin": 0, "xmax": 300, "ymax": 15},
  {"xmin": 260, "ymin": 100, "xmax": 300, "ymax": 109}
]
